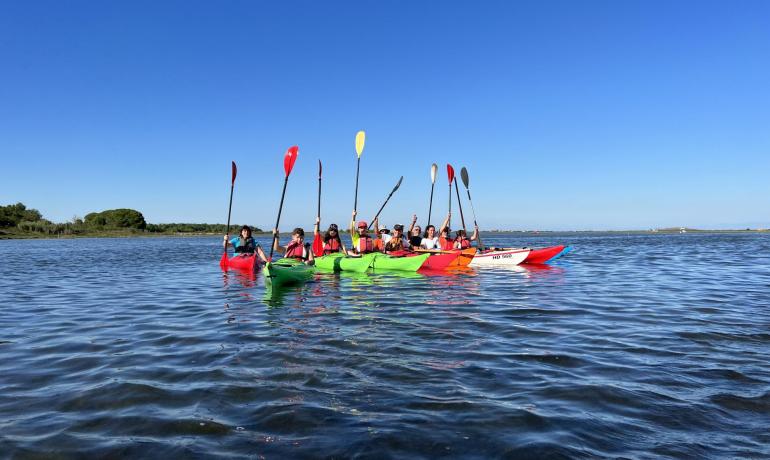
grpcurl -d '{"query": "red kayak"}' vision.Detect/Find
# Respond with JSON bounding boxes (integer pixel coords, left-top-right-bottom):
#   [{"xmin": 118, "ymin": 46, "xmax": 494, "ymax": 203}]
[
  {"xmin": 523, "ymin": 245, "xmax": 565, "ymax": 264},
  {"xmin": 222, "ymin": 254, "xmax": 259, "ymax": 271},
  {"xmin": 417, "ymin": 251, "xmax": 461, "ymax": 270}
]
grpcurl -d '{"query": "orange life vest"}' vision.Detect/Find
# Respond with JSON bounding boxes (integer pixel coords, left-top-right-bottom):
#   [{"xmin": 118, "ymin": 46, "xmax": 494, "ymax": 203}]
[
  {"xmin": 323, "ymin": 238, "xmax": 341, "ymax": 255},
  {"xmin": 356, "ymin": 236, "xmax": 374, "ymax": 254},
  {"xmin": 285, "ymin": 241, "xmax": 307, "ymax": 259}
]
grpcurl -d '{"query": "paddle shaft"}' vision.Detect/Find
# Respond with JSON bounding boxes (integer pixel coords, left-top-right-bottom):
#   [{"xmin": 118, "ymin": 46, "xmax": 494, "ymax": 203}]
[
  {"xmin": 224, "ymin": 182, "xmax": 235, "ymax": 255},
  {"xmin": 427, "ymin": 182, "xmax": 435, "ymax": 227},
  {"xmin": 353, "ymin": 158, "xmax": 361, "ymax": 213},
  {"xmin": 465, "ymin": 188, "xmax": 483, "ymax": 249},
  {"xmin": 367, "ymin": 188, "xmax": 398, "ymax": 231},
  {"xmin": 454, "ymin": 178, "xmax": 466, "ymax": 232},
  {"xmin": 448, "ymin": 182, "xmax": 452, "ymax": 229},
  {"xmin": 269, "ymin": 176, "xmax": 290, "ymax": 261}
]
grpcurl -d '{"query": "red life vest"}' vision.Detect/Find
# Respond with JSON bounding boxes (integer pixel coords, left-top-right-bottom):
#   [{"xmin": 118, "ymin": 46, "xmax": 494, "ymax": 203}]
[
  {"xmin": 356, "ymin": 236, "xmax": 373, "ymax": 254},
  {"xmin": 323, "ymin": 238, "xmax": 341, "ymax": 255},
  {"xmin": 440, "ymin": 237, "xmax": 454, "ymax": 251},
  {"xmin": 285, "ymin": 241, "xmax": 306, "ymax": 260},
  {"xmin": 455, "ymin": 238, "xmax": 471, "ymax": 249}
]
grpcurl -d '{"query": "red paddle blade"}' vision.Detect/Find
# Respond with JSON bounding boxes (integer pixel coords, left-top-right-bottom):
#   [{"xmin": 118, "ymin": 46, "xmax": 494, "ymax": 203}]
[
  {"xmin": 284, "ymin": 146, "xmax": 299, "ymax": 176},
  {"xmin": 312, "ymin": 234, "xmax": 324, "ymax": 257},
  {"xmin": 231, "ymin": 161, "xmax": 237, "ymax": 185},
  {"xmin": 219, "ymin": 251, "xmax": 228, "ymax": 270},
  {"xmin": 447, "ymin": 164, "xmax": 455, "ymax": 184}
]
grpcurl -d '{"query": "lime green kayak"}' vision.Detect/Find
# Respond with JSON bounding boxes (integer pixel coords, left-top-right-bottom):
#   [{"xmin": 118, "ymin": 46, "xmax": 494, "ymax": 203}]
[
  {"xmin": 314, "ymin": 252, "xmax": 376, "ymax": 273},
  {"xmin": 370, "ymin": 253, "xmax": 430, "ymax": 272},
  {"xmin": 264, "ymin": 259, "xmax": 315, "ymax": 287}
]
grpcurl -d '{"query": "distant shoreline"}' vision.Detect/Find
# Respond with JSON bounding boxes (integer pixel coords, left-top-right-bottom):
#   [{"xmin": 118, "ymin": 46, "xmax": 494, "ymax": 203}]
[{"xmin": 2, "ymin": 228, "xmax": 767, "ymax": 240}]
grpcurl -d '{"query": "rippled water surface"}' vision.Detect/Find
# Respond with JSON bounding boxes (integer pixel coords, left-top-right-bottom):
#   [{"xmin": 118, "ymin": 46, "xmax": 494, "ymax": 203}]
[{"xmin": 1, "ymin": 233, "xmax": 769, "ymax": 458}]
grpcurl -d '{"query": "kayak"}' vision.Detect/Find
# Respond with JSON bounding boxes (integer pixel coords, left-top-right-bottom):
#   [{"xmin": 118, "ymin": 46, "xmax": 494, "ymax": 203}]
[
  {"xmin": 418, "ymin": 251, "xmax": 461, "ymax": 270},
  {"xmin": 468, "ymin": 248, "xmax": 530, "ymax": 267},
  {"xmin": 449, "ymin": 248, "xmax": 477, "ymax": 267},
  {"xmin": 523, "ymin": 245, "xmax": 565, "ymax": 264},
  {"xmin": 223, "ymin": 254, "xmax": 259, "ymax": 271},
  {"xmin": 264, "ymin": 258, "xmax": 315, "ymax": 287},
  {"xmin": 371, "ymin": 253, "xmax": 430, "ymax": 272},
  {"xmin": 314, "ymin": 252, "xmax": 376, "ymax": 272}
]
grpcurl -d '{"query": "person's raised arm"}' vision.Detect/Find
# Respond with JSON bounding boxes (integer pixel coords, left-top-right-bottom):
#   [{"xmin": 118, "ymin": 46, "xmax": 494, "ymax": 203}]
[
  {"xmin": 314, "ymin": 216, "xmax": 321, "ymax": 237},
  {"xmin": 408, "ymin": 214, "xmax": 417, "ymax": 234},
  {"xmin": 470, "ymin": 225, "xmax": 479, "ymax": 242},
  {"xmin": 440, "ymin": 213, "xmax": 451, "ymax": 233},
  {"xmin": 272, "ymin": 229, "xmax": 286, "ymax": 254}
]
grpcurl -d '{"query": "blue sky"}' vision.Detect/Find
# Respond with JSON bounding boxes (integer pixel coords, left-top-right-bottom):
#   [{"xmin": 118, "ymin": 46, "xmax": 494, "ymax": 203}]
[{"xmin": 2, "ymin": 1, "xmax": 768, "ymax": 230}]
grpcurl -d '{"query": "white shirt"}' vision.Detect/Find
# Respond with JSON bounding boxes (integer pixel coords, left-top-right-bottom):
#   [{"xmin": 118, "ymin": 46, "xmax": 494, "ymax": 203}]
[{"xmin": 421, "ymin": 237, "xmax": 440, "ymax": 250}]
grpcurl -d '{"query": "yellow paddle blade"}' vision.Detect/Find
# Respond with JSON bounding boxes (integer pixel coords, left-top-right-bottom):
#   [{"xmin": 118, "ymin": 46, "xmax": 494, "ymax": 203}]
[{"xmin": 355, "ymin": 130, "xmax": 366, "ymax": 157}]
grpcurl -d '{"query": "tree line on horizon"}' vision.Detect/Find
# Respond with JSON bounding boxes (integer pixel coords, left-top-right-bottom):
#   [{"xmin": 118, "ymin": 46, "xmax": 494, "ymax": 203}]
[{"xmin": 0, "ymin": 203, "xmax": 261, "ymax": 236}]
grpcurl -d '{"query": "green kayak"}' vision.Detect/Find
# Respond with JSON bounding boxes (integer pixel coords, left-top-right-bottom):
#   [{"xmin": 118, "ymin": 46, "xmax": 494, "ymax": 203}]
[
  {"xmin": 314, "ymin": 252, "xmax": 376, "ymax": 273},
  {"xmin": 370, "ymin": 253, "xmax": 429, "ymax": 272},
  {"xmin": 264, "ymin": 259, "xmax": 315, "ymax": 288}
]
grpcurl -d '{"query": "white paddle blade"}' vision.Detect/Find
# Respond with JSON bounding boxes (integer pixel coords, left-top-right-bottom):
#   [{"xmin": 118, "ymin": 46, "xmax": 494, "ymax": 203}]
[{"xmin": 430, "ymin": 163, "xmax": 437, "ymax": 184}]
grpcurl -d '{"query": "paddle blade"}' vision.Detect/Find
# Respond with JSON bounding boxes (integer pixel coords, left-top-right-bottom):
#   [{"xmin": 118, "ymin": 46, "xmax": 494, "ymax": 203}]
[
  {"xmin": 219, "ymin": 251, "xmax": 228, "ymax": 270},
  {"xmin": 231, "ymin": 161, "xmax": 237, "ymax": 185},
  {"xmin": 283, "ymin": 146, "xmax": 299, "ymax": 176},
  {"xmin": 355, "ymin": 131, "xmax": 366, "ymax": 157},
  {"xmin": 313, "ymin": 234, "xmax": 324, "ymax": 257},
  {"xmin": 447, "ymin": 164, "xmax": 455, "ymax": 184},
  {"xmin": 460, "ymin": 167, "xmax": 469, "ymax": 189},
  {"xmin": 430, "ymin": 163, "xmax": 437, "ymax": 184},
  {"xmin": 393, "ymin": 175, "xmax": 404, "ymax": 192},
  {"xmin": 318, "ymin": 159, "xmax": 322, "ymax": 178}
]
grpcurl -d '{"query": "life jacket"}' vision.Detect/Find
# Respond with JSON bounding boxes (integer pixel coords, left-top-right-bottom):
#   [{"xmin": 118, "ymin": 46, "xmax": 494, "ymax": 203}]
[
  {"xmin": 285, "ymin": 241, "xmax": 307, "ymax": 260},
  {"xmin": 384, "ymin": 237, "xmax": 404, "ymax": 253},
  {"xmin": 356, "ymin": 235, "xmax": 374, "ymax": 254},
  {"xmin": 234, "ymin": 236, "xmax": 257, "ymax": 254},
  {"xmin": 440, "ymin": 237, "xmax": 454, "ymax": 251},
  {"xmin": 455, "ymin": 237, "xmax": 471, "ymax": 249},
  {"xmin": 323, "ymin": 238, "xmax": 341, "ymax": 255}
]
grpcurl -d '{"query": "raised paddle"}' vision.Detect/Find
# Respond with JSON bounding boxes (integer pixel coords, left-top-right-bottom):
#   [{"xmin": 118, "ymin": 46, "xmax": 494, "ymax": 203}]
[
  {"xmin": 353, "ymin": 130, "xmax": 366, "ymax": 216},
  {"xmin": 367, "ymin": 176, "xmax": 404, "ymax": 231},
  {"xmin": 312, "ymin": 160, "xmax": 324, "ymax": 257},
  {"xmin": 427, "ymin": 163, "xmax": 437, "ymax": 227},
  {"xmin": 220, "ymin": 161, "xmax": 237, "ymax": 269},
  {"xmin": 454, "ymin": 176, "xmax": 466, "ymax": 233},
  {"xmin": 447, "ymin": 164, "xmax": 455, "ymax": 229},
  {"xmin": 460, "ymin": 167, "xmax": 483, "ymax": 250},
  {"xmin": 268, "ymin": 146, "xmax": 299, "ymax": 262}
]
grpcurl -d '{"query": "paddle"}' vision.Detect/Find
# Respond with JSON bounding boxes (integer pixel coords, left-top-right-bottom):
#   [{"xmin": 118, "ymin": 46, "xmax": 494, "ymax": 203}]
[
  {"xmin": 353, "ymin": 130, "xmax": 365, "ymax": 216},
  {"xmin": 454, "ymin": 177, "xmax": 466, "ymax": 233},
  {"xmin": 460, "ymin": 167, "xmax": 483, "ymax": 250},
  {"xmin": 427, "ymin": 163, "xmax": 437, "ymax": 227},
  {"xmin": 220, "ymin": 161, "xmax": 237, "ymax": 269},
  {"xmin": 367, "ymin": 176, "xmax": 404, "ymax": 231},
  {"xmin": 447, "ymin": 164, "xmax": 455, "ymax": 229},
  {"xmin": 312, "ymin": 160, "xmax": 323, "ymax": 257},
  {"xmin": 268, "ymin": 146, "xmax": 299, "ymax": 262}
]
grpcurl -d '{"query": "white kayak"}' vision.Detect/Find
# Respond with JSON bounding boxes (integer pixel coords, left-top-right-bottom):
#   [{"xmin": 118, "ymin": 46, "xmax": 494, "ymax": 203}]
[{"xmin": 468, "ymin": 248, "xmax": 530, "ymax": 267}]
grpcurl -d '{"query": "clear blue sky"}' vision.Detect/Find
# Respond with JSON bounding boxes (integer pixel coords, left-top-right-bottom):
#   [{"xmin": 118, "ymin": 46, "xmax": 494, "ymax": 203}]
[{"xmin": 2, "ymin": 0, "xmax": 768, "ymax": 230}]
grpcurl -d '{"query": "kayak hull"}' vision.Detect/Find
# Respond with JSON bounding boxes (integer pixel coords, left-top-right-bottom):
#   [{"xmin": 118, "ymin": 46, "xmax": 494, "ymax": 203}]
[
  {"xmin": 264, "ymin": 259, "xmax": 315, "ymax": 287},
  {"xmin": 450, "ymin": 248, "xmax": 476, "ymax": 267},
  {"xmin": 223, "ymin": 254, "xmax": 259, "ymax": 271},
  {"xmin": 419, "ymin": 251, "xmax": 461, "ymax": 270},
  {"xmin": 315, "ymin": 252, "xmax": 375, "ymax": 272},
  {"xmin": 523, "ymin": 245, "xmax": 565, "ymax": 264},
  {"xmin": 371, "ymin": 253, "xmax": 430, "ymax": 272},
  {"xmin": 468, "ymin": 248, "xmax": 530, "ymax": 267}
]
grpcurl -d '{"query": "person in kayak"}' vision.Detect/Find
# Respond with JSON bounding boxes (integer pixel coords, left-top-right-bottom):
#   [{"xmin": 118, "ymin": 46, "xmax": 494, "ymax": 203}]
[
  {"xmin": 382, "ymin": 223, "xmax": 407, "ymax": 253},
  {"xmin": 313, "ymin": 218, "xmax": 349, "ymax": 255},
  {"xmin": 407, "ymin": 214, "xmax": 423, "ymax": 249},
  {"xmin": 349, "ymin": 211, "xmax": 375, "ymax": 255},
  {"xmin": 272, "ymin": 227, "xmax": 315, "ymax": 264},
  {"xmin": 420, "ymin": 224, "xmax": 440, "ymax": 250},
  {"xmin": 452, "ymin": 226, "xmax": 479, "ymax": 249},
  {"xmin": 224, "ymin": 225, "xmax": 268, "ymax": 262},
  {"xmin": 438, "ymin": 213, "xmax": 454, "ymax": 250}
]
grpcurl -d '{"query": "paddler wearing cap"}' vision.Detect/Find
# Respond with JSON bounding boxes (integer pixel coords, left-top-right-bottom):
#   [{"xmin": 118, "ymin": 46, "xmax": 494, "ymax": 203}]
[
  {"xmin": 375, "ymin": 218, "xmax": 407, "ymax": 253},
  {"xmin": 349, "ymin": 210, "xmax": 375, "ymax": 254},
  {"xmin": 314, "ymin": 217, "xmax": 348, "ymax": 255}
]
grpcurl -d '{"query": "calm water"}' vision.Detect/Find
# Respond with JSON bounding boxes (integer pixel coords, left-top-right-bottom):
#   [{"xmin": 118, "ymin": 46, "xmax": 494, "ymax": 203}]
[{"xmin": 1, "ymin": 233, "xmax": 769, "ymax": 458}]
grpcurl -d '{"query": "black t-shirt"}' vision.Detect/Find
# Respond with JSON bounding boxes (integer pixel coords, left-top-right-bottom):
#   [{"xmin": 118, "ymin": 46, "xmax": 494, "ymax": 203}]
[{"xmin": 409, "ymin": 235, "xmax": 422, "ymax": 247}]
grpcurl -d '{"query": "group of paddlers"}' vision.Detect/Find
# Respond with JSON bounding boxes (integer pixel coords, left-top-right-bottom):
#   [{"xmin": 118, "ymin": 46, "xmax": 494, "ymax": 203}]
[{"xmin": 223, "ymin": 211, "xmax": 479, "ymax": 266}]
